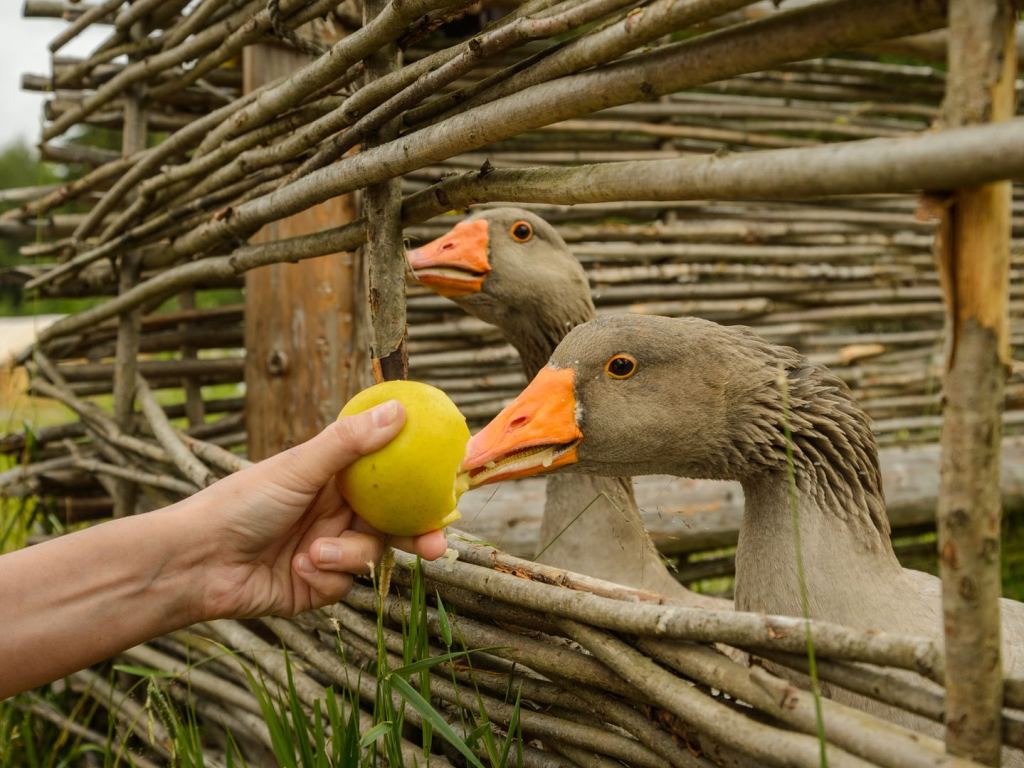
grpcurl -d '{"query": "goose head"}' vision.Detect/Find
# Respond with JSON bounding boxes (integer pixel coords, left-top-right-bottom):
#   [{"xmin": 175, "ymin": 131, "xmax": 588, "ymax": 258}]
[
  {"xmin": 406, "ymin": 208, "xmax": 592, "ymax": 338},
  {"xmin": 461, "ymin": 314, "xmax": 886, "ymax": 534},
  {"xmin": 461, "ymin": 314, "xmax": 767, "ymax": 485}
]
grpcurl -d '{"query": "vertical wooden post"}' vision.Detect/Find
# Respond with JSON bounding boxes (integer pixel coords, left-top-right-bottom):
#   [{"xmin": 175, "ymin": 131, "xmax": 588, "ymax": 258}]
[
  {"xmin": 243, "ymin": 36, "xmax": 360, "ymax": 460},
  {"xmin": 935, "ymin": 0, "xmax": 1016, "ymax": 762},
  {"xmin": 363, "ymin": 0, "xmax": 407, "ymax": 385},
  {"xmin": 112, "ymin": 33, "xmax": 147, "ymax": 517},
  {"xmin": 177, "ymin": 289, "xmax": 205, "ymax": 428}
]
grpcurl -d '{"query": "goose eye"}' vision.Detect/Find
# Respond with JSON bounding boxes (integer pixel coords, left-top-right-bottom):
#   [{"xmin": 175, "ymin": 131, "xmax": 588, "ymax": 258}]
[
  {"xmin": 510, "ymin": 221, "xmax": 533, "ymax": 242},
  {"xmin": 605, "ymin": 355, "xmax": 637, "ymax": 379}
]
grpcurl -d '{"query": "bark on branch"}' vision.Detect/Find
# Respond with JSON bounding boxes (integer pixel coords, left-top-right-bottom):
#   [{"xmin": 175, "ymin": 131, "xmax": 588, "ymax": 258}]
[
  {"xmin": 364, "ymin": 0, "xmax": 409, "ymax": 382},
  {"xmin": 934, "ymin": 0, "xmax": 1018, "ymax": 762}
]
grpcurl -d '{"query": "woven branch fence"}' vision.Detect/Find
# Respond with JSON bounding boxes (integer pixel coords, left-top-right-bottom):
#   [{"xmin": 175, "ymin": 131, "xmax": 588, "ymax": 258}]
[{"xmin": 2, "ymin": 0, "xmax": 1024, "ymax": 764}]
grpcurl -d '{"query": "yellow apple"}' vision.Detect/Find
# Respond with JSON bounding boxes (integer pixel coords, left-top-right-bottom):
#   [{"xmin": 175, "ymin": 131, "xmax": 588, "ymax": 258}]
[{"xmin": 336, "ymin": 380, "xmax": 470, "ymax": 537}]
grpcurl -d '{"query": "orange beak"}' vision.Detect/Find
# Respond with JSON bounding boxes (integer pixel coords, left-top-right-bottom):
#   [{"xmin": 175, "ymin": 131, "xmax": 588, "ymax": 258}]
[
  {"xmin": 406, "ymin": 219, "xmax": 491, "ymax": 297},
  {"xmin": 461, "ymin": 366, "xmax": 582, "ymax": 488}
]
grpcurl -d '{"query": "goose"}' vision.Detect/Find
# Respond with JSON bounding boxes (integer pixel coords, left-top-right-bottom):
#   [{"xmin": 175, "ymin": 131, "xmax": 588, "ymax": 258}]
[
  {"xmin": 407, "ymin": 209, "xmax": 721, "ymax": 605},
  {"xmin": 460, "ymin": 313, "xmax": 1024, "ymax": 733}
]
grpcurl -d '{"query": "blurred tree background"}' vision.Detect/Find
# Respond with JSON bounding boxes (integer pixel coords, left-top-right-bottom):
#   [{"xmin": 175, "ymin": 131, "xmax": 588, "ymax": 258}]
[
  {"xmin": 0, "ymin": 127, "xmax": 125, "ymax": 316},
  {"xmin": 0, "ymin": 129, "xmax": 242, "ymax": 316},
  {"xmin": 0, "ymin": 140, "xmax": 61, "ymax": 315}
]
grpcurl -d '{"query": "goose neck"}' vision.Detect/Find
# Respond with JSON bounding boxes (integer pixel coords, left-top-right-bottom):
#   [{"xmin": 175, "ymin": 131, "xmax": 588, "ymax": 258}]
[{"xmin": 735, "ymin": 472, "xmax": 903, "ymax": 620}]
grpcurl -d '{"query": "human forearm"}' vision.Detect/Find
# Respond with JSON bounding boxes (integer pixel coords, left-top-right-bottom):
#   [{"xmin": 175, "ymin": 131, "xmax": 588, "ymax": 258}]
[
  {"xmin": 0, "ymin": 404, "xmax": 446, "ymax": 700},
  {"xmin": 0, "ymin": 502, "xmax": 209, "ymax": 699}
]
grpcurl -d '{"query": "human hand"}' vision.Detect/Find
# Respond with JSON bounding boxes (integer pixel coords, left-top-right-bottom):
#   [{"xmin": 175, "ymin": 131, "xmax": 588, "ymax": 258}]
[{"xmin": 185, "ymin": 401, "xmax": 447, "ymax": 621}]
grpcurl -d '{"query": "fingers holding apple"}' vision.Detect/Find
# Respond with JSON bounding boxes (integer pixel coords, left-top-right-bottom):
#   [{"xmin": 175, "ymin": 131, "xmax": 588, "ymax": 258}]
[{"xmin": 335, "ymin": 380, "xmax": 470, "ymax": 538}]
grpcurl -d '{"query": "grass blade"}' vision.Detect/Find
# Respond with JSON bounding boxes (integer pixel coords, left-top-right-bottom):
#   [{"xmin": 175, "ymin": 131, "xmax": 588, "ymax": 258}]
[
  {"xmin": 436, "ymin": 594, "xmax": 453, "ymax": 648},
  {"xmin": 359, "ymin": 721, "xmax": 393, "ymax": 749},
  {"xmin": 238, "ymin": 664, "xmax": 296, "ymax": 768},
  {"xmin": 778, "ymin": 366, "xmax": 828, "ymax": 768},
  {"xmin": 390, "ymin": 647, "xmax": 507, "ymax": 679},
  {"xmin": 111, "ymin": 665, "xmax": 175, "ymax": 679},
  {"xmin": 414, "ymin": 557, "xmax": 432, "ymax": 758},
  {"xmin": 498, "ymin": 686, "xmax": 523, "ymax": 767},
  {"xmin": 389, "ymin": 675, "xmax": 485, "ymax": 768},
  {"xmin": 464, "ymin": 722, "xmax": 491, "ymax": 752}
]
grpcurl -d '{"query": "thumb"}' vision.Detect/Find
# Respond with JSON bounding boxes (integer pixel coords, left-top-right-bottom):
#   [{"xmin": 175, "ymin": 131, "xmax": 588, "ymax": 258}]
[{"xmin": 261, "ymin": 400, "xmax": 405, "ymax": 493}]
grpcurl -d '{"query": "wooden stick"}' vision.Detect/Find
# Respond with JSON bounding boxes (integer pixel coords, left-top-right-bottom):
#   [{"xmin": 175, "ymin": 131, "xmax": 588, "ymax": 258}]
[
  {"xmin": 447, "ymin": 529, "xmax": 730, "ymax": 610},
  {"xmin": 27, "ymin": 376, "xmax": 168, "ymax": 464},
  {"xmin": 364, "ymin": 0, "xmax": 408, "ymax": 383},
  {"xmin": 177, "ymin": 432, "xmax": 253, "ymax": 474},
  {"xmin": 184, "ymin": 284, "xmax": 220, "ymax": 430},
  {"xmin": 402, "ymin": 119, "xmax": 1024, "ymax": 220},
  {"xmin": 158, "ymin": 0, "xmax": 561, "ymax": 203},
  {"xmin": 42, "ymin": 0, "xmax": 264, "ymax": 143},
  {"xmin": 121, "ymin": 642, "xmax": 261, "ymax": 715},
  {"xmin": 428, "ymin": 665, "xmax": 670, "ymax": 767},
  {"xmin": 638, "ymin": 638, "xmax": 973, "ymax": 768},
  {"xmin": 336, "ymin": 586, "xmax": 639, "ymax": 697},
  {"xmin": 560, "ymin": 620, "xmax": 871, "ymax": 768},
  {"xmin": 56, "ymin": 357, "xmax": 245, "ymax": 383},
  {"xmin": 933, "ymin": 1, "xmax": 1018, "ymax": 762},
  {"xmin": 65, "ymin": 72, "xmax": 281, "ymax": 242},
  {"xmin": 146, "ymin": 0, "xmax": 342, "ymax": 102},
  {"xmin": 71, "ymin": 456, "xmax": 196, "ymax": 495},
  {"xmin": 289, "ymin": 0, "xmax": 634, "ymax": 180},
  {"xmin": 135, "ymin": 374, "xmax": 216, "ymax": 488},
  {"xmin": 405, "ymin": 0, "xmax": 738, "ymax": 128},
  {"xmin": 159, "ymin": 0, "xmax": 242, "ymax": 52},
  {"xmin": 390, "ymin": 548, "xmax": 947, "ymax": 677},
  {"xmin": 109, "ymin": 68, "xmax": 148, "ymax": 518},
  {"xmin": 48, "ymin": 0, "xmax": 126, "ymax": 53}
]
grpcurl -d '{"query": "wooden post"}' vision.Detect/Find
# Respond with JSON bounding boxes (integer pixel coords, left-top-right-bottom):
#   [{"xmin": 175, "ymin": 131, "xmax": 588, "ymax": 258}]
[
  {"xmin": 111, "ymin": 25, "xmax": 147, "ymax": 517},
  {"xmin": 363, "ymin": 0, "xmax": 407, "ymax": 384},
  {"xmin": 177, "ymin": 289, "xmax": 205, "ymax": 428},
  {"xmin": 934, "ymin": 0, "xmax": 1016, "ymax": 762},
  {"xmin": 243, "ymin": 35, "xmax": 361, "ymax": 460}
]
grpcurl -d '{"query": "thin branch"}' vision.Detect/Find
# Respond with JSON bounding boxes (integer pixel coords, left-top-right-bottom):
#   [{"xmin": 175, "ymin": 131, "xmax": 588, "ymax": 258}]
[
  {"xmin": 135, "ymin": 375, "xmax": 217, "ymax": 488},
  {"xmin": 71, "ymin": 456, "xmax": 197, "ymax": 495},
  {"xmin": 560, "ymin": 619, "xmax": 870, "ymax": 768},
  {"xmin": 49, "ymin": 0, "xmax": 126, "ymax": 53},
  {"xmin": 639, "ymin": 638, "xmax": 971, "ymax": 768}
]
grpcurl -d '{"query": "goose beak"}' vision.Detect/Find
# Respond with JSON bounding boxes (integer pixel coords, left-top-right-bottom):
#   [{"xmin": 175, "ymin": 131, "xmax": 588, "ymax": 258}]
[
  {"xmin": 461, "ymin": 366, "xmax": 582, "ymax": 488},
  {"xmin": 406, "ymin": 219, "xmax": 491, "ymax": 297}
]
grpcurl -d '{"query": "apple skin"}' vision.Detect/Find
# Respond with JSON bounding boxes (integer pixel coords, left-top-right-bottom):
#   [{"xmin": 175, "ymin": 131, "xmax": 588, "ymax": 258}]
[{"xmin": 336, "ymin": 380, "xmax": 469, "ymax": 537}]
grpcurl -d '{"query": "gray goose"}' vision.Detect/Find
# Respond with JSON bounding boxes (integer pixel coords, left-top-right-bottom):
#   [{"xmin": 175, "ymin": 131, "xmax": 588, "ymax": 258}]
[
  {"xmin": 407, "ymin": 209, "xmax": 719, "ymax": 605},
  {"xmin": 461, "ymin": 314, "xmax": 1024, "ymax": 734}
]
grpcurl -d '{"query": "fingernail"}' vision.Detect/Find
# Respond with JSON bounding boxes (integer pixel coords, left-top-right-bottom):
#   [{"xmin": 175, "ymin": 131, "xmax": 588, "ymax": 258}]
[
  {"xmin": 371, "ymin": 400, "xmax": 399, "ymax": 428},
  {"xmin": 294, "ymin": 554, "xmax": 317, "ymax": 575},
  {"xmin": 318, "ymin": 542, "xmax": 341, "ymax": 564}
]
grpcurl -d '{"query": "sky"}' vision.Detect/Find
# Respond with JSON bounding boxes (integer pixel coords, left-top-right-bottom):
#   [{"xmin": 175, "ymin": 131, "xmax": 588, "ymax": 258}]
[{"xmin": 0, "ymin": 2, "xmax": 108, "ymax": 151}]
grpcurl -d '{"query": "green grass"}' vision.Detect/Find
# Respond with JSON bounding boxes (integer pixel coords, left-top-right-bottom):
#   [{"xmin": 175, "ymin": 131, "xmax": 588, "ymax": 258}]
[
  {"xmin": 778, "ymin": 368, "xmax": 829, "ymax": 767},
  {"xmin": 1002, "ymin": 515, "xmax": 1024, "ymax": 602},
  {"xmin": 1, "ymin": 443, "xmax": 74, "ymax": 557}
]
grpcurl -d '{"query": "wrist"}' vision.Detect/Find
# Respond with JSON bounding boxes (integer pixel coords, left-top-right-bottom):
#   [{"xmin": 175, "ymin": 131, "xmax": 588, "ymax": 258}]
[{"xmin": 155, "ymin": 496, "xmax": 219, "ymax": 627}]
